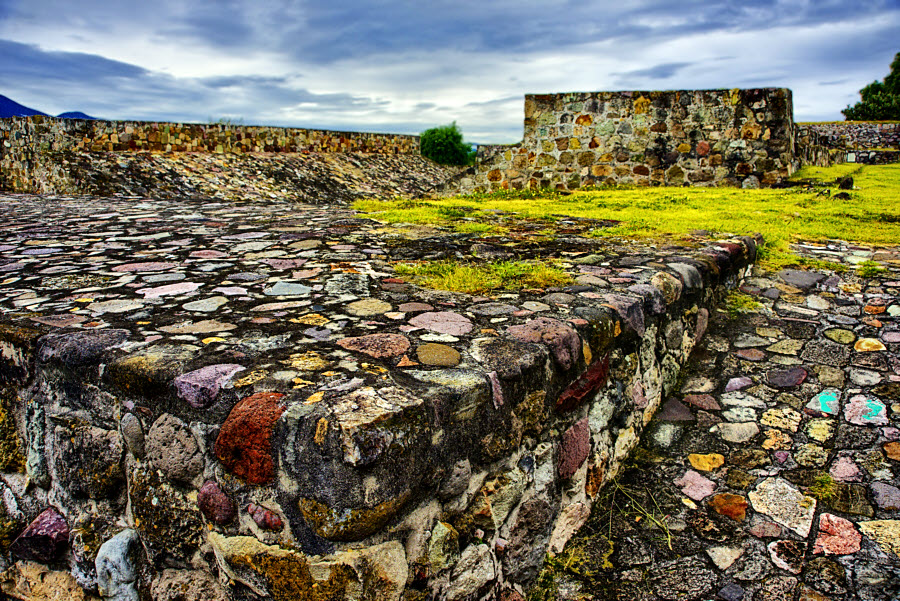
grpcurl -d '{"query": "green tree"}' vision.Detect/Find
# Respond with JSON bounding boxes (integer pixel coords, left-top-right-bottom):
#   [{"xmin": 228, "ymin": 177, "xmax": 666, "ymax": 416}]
[
  {"xmin": 420, "ymin": 122, "xmax": 473, "ymax": 165},
  {"xmin": 842, "ymin": 52, "xmax": 900, "ymax": 121}
]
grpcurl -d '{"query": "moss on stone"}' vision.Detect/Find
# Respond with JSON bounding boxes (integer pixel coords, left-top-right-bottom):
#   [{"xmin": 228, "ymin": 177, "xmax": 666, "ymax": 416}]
[
  {"xmin": 0, "ymin": 387, "xmax": 24, "ymax": 473},
  {"xmin": 297, "ymin": 491, "xmax": 411, "ymax": 542}
]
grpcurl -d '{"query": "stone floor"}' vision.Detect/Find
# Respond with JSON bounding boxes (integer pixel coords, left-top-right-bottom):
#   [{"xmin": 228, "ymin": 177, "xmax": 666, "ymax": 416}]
[
  {"xmin": 0, "ymin": 190, "xmax": 898, "ymax": 601},
  {"xmin": 542, "ymin": 242, "xmax": 900, "ymax": 600}
]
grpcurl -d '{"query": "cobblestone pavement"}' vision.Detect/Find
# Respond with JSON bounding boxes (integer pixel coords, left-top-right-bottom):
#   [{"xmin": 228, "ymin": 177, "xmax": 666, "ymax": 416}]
[{"xmin": 544, "ymin": 242, "xmax": 900, "ymax": 600}]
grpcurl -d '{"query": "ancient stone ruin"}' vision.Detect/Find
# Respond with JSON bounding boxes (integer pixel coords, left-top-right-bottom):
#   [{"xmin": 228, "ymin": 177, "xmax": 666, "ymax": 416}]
[{"xmin": 0, "ymin": 88, "xmax": 896, "ymax": 600}]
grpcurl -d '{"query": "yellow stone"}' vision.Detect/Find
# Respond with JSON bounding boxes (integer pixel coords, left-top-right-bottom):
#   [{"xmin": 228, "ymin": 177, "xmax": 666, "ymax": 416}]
[
  {"xmin": 201, "ymin": 337, "xmax": 226, "ymax": 345},
  {"xmin": 281, "ymin": 351, "xmax": 331, "ymax": 371},
  {"xmin": 233, "ymin": 371, "xmax": 267, "ymax": 388},
  {"xmin": 859, "ymin": 520, "xmax": 900, "ymax": 556},
  {"xmin": 855, "ymin": 338, "xmax": 886, "ymax": 352},
  {"xmin": 290, "ymin": 313, "xmax": 330, "ymax": 326},
  {"xmin": 582, "ymin": 341, "xmax": 592, "ymax": 366},
  {"xmin": 306, "ymin": 392, "xmax": 325, "ymax": 405},
  {"xmin": 688, "ymin": 453, "xmax": 725, "ymax": 471},
  {"xmin": 806, "ymin": 419, "xmax": 835, "ymax": 443},
  {"xmin": 633, "ymin": 96, "xmax": 651, "ymax": 114},
  {"xmin": 774, "ymin": 283, "xmax": 803, "ymax": 294},
  {"xmin": 762, "ymin": 428, "xmax": 793, "ymax": 450},
  {"xmin": 677, "ymin": 143, "xmax": 692, "ymax": 153}
]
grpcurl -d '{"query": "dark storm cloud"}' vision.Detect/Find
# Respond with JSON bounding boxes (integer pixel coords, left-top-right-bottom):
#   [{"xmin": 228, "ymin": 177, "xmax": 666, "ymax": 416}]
[
  {"xmin": 0, "ymin": 39, "xmax": 148, "ymax": 83},
  {"xmin": 1, "ymin": 0, "xmax": 899, "ymax": 137},
  {"xmin": 0, "ymin": 39, "xmax": 387, "ymax": 124}
]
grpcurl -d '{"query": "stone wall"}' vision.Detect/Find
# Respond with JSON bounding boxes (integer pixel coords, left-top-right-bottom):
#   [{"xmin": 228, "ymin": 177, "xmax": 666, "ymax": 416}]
[
  {"xmin": 792, "ymin": 125, "xmax": 847, "ymax": 169},
  {"xmin": 804, "ymin": 121, "xmax": 900, "ymax": 150},
  {"xmin": 442, "ymin": 88, "xmax": 797, "ymax": 193},
  {"xmin": 0, "ymin": 116, "xmax": 420, "ymax": 193},
  {"xmin": 0, "ymin": 202, "xmax": 759, "ymax": 600}
]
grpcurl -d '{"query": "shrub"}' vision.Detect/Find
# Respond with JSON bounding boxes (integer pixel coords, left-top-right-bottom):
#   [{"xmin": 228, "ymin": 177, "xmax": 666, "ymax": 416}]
[{"xmin": 420, "ymin": 122, "xmax": 472, "ymax": 165}]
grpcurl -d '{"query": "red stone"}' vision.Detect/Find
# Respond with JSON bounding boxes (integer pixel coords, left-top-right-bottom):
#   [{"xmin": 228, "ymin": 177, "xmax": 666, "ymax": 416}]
[
  {"xmin": 336, "ymin": 333, "xmax": 410, "ymax": 359},
  {"xmin": 813, "ymin": 513, "xmax": 861, "ymax": 555},
  {"xmin": 696, "ymin": 141, "xmax": 711, "ymax": 156},
  {"xmin": 708, "ymin": 493, "xmax": 749, "ymax": 521},
  {"xmin": 767, "ymin": 366, "xmax": 808, "ymax": 389},
  {"xmin": 248, "ymin": 503, "xmax": 284, "ymax": 531},
  {"xmin": 10, "ymin": 508, "xmax": 69, "ymax": 562},
  {"xmin": 508, "ymin": 317, "xmax": 581, "ymax": 370},
  {"xmin": 558, "ymin": 418, "xmax": 590, "ymax": 479},
  {"xmin": 556, "ymin": 354, "xmax": 610, "ymax": 412},
  {"xmin": 198, "ymin": 481, "xmax": 236, "ymax": 525},
  {"xmin": 683, "ymin": 394, "xmax": 721, "ymax": 411},
  {"xmin": 735, "ymin": 348, "xmax": 766, "ymax": 361},
  {"xmin": 215, "ymin": 392, "xmax": 286, "ymax": 485}
]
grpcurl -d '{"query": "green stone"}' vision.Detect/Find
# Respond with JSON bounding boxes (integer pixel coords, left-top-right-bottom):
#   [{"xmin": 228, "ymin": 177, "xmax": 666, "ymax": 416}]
[{"xmin": 824, "ymin": 328, "xmax": 856, "ymax": 344}]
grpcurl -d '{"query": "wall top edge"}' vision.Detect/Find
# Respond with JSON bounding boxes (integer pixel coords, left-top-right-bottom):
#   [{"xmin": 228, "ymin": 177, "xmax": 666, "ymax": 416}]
[
  {"xmin": 0, "ymin": 116, "xmax": 420, "ymax": 140},
  {"xmin": 525, "ymin": 87, "xmax": 791, "ymax": 97}
]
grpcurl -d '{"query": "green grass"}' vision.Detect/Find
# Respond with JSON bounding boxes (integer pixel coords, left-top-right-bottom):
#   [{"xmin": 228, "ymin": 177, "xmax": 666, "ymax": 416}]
[
  {"xmin": 394, "ymin": 259, "xmax": 572, "ymax": 295},
  {"xmin": 724, "ymin": 290, "xmax": 763, "ymax": 316},
  {"xmin": 355, "ymin": 164, "xmax": 900, "ymax": 270},
  {"xmin": 857, "ymin": 260, "xmax": 887, "ymax": 277}
]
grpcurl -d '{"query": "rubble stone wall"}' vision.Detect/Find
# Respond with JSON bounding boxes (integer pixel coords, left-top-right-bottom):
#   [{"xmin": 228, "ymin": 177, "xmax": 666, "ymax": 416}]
[
  {"xmin": 441, "ymin": 88, "xmax": 798, "ymax": 193},
  {"xmin": 0, "ymin": 116, "xmax": 420, "ymax": 193},
  {"xmin": 0, "ymin": 218, "xmax": 758, "ymax": 599},
  {"xmin": 804, "ymin": 121, "xmax": 900, "ymax": 150}
]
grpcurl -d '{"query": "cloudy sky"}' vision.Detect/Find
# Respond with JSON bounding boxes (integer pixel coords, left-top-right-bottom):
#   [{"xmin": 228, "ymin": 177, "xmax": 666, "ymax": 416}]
[{"xmin": 1, "ymin": 0, "xmax": 898, "ymax": 142}]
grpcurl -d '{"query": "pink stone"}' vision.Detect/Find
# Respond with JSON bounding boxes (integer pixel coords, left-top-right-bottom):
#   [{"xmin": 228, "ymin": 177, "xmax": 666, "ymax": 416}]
[
  {"xmin": 883, "ymin": 331, "xmax": 900, "ymax": 344},
  {"xmin": 675, "ymin": 469, "xmax": 716, "ymax": 501},
  {"xmin": 725, "ymin": 376, "xmax": 753, "ymax": 392},
  {"xmin": 336, "ymin": 334, "xmax": 410, "ymax": 359},
  {"xmin": 292, "ymin": 269, "xmax": 322, "ymax": 279},
  {"xmin": 261, "ymin": 258, "xmax": 307, "ymax": 269},
  {"xmin": 174, "ymin": 364, "xmax": 246, "ymax": 408},
  {"xmin": 736, "ymin": 348, "xmax": 766, "ymax": 361},
  {"xmin": 398, "ymin": 302, "xmax": 433, "ymax": 313},
  {"xmin": 750, "ymin": 521, "xmax": 783, "ymax": 538},
  {"xmin": 190, "ymin": 250, "xmax": 228, "ymax": 259},
  {"xmin": 814, "ymin": 513, "xmax": 861, "ymax": 555},
  {"xmin": 212, "ymin": 286, "xmax": 248, "ymax": 296},
  {"xmin": 558, "ymin": 418, "xmax": 590, "ymax": 479},
  {"xmin": 830, "ymin": 456, "xmax": 862, "ymax": 482},
  {"xmin": 696, "ymin": 308, "xmax": 709, "ymax": 340},
  {"xmin": 408, "ymin": 311, "xmax": 474, "ymax": 336},
  {"xmin": 30, "ymin": 314, "xmax": 87, "ymax": 328},
  {"xmin": 137, "ymin": 281, "xmax": 202, "ymax": 298},
  {"xmin": 508, "ymin": 317, "xmax": 581, "ymax": 370},
  {"xmin": 683, "ymin": 394, "xmax": 721, "ymax": 411},
  {"xmin": 112, "ymin": 261, "xmax": 177, "ymax": 272},
  {"xmin": 843, "ymin": 395, "xmax": 887, "ymax": 426}
]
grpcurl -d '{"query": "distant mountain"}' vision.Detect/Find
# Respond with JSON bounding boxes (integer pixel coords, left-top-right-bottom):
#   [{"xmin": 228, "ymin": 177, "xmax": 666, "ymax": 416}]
[
  {"xmin": 0, "ymin": 94, "xmax": 47, "ymax": 118},
  {"xmin": 0, "ymin": 94, "xmax": 96, "ymax": 119},
  {"xmin": 57, "ymin": 111, "xmax": 97, "ymax": 120}
]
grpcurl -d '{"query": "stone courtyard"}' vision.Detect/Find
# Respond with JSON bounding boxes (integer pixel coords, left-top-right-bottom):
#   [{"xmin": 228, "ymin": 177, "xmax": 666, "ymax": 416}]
[{"xmin": 0, "ymin": 185, "xmax": 896, "ymax": 600}]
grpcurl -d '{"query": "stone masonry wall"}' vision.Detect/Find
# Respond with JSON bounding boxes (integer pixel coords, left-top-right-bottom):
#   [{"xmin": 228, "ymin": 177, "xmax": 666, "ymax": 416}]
[
  {"xmin": 0, "ymin": 116, "xmax": 420, "ymax": 193},
  {"xmin": 442, "ymin": 88, "xmax": 797, "ymax": 193},
  {"xmin": 0, "ymin": 198, "xmax": 759, "ymax": 600},
  {"xmin": 804, "ymin": 121, "xmax": 900, "ymax": 150}
]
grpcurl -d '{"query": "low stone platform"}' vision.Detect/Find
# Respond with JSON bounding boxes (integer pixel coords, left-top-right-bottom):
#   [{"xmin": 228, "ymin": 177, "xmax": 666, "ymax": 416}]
[
  {"xmin": 0, "ymin": 193, "xmax": 758, "ymax": 600},
  {"xmin": 542, "ymin": 242, "xmax": 900, "ymax": 600}
]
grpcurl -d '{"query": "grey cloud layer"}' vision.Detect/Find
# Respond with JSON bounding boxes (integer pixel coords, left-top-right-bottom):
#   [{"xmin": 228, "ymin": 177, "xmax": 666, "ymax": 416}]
[{"xmin": 1, "ymin": 0, "xmax": 899, "ymax": 139}]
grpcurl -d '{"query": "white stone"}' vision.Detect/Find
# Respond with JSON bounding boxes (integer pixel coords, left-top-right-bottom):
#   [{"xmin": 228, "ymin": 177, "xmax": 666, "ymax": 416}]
[{"xmin": 749, "ymin": 478, "xmax": 816, "ymax": 537}]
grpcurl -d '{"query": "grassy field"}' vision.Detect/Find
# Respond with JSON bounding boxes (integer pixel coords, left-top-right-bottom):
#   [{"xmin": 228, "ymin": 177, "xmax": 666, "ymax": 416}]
[{"xmin": 355, "ymin": 163, "xmax": 900, "ymax": 273}]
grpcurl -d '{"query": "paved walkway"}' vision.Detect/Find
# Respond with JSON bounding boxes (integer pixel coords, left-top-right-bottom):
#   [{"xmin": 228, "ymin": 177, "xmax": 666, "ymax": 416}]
[{"xmin": 546, "ymin": 242, "xmax": 900, "ymax": 600}]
